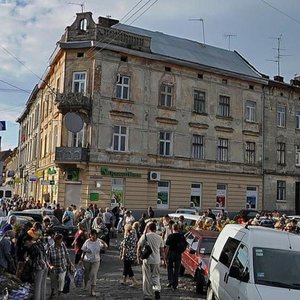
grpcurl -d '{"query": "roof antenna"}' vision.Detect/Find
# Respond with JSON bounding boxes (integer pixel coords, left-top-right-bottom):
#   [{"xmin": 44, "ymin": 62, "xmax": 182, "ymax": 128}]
[
  {"xmin": 224, "ymin": 34, "xmax": 236, "ymax": 50},
  {"xmin": 267, "ymin": 34, "xmax": 290, "ymax": 76},
  {"xmin": 68, "ymin": 2, "xmax": 85, "ymax": 13},
  {"xmin": 189, "ymin": 18, "xmax": 206, "ymax": 46}
]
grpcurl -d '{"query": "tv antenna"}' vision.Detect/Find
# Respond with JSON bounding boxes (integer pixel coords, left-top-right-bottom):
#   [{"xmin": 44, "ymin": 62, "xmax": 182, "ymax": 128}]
[
  {"xmin": 189, "ymin": 18, "xmax": 206, "ymax": 45},
  {"xmin": 68, "ymin": 2, "xmax": 85, "ymax": 13},
  {"xmin": 224, "ymin": 34, "xmax": 236, "ymax": 50},
  {"xmin": 267, "ymin": 34, "xmax": 290, "ymax": 76}
]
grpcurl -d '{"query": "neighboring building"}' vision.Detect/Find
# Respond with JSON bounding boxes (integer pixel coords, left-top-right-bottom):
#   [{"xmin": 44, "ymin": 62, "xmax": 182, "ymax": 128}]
[
  {"xmin": 263, "ymin": 76, "xmax": 300, "ymax": 213},
  {"xmin": 0, "ymin": 150, "xmax": 12, "ymax": 187}
]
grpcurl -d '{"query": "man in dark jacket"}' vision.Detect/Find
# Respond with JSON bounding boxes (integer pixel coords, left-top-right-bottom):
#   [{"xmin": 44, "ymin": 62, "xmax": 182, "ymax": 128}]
[
  {"xmin": 0, "ymin": 230, "xmax": 16, "ymax": 274},
  {"xmin": 165, "ymin": 223, "xmax": 188, "ymax": 290}
]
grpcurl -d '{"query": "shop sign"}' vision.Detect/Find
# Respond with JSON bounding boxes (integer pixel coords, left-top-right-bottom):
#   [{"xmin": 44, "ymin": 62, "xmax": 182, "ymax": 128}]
[
  {"xmin": 29, "ymin": 175, "xmax": 37, "ymax": 182},
  {"xmin": 90, "ymin": 192, "xmax": 100, "ymax": 201},
  {"xmin": 100, "ymin": 166, "xmax": 141, "ymax": 178},
  {"xmin": 37, "ymin": 170, "xmax": 44, "ymax": 178}
]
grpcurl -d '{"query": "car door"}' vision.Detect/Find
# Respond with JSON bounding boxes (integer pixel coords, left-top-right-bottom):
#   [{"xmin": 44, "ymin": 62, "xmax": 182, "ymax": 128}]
[
  {"xmin": 213, "ymin": 237, "xmax": 240, "ymax": 300},
  {"xmin": 224, "ymin": 243, "xmax": 251, "ymax": 300},
  {"xmin": 187, "ymin": 237, "xmax": 200, "ymax": 276}
]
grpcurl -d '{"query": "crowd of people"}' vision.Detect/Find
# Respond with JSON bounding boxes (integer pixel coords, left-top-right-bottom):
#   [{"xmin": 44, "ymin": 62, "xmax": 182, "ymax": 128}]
[{"xmin": 1, "ymin": 194, "xmax": 299, "ymax": 300}]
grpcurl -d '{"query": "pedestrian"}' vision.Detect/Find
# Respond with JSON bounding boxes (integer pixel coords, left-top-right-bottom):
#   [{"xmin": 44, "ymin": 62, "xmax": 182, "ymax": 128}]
[
  {"xmin": 147, "ymin": 206, "xmax": 154, "ymax": 218},
  {"xmin": 62, "ymin": 206, "xmax": 74, "ymax": 226},
  {"xmin": 137, "ymin": 222, "xmax": 166, "ymax": 300},
  {"xmin": 23, "ymin": 232, "xmax": 49, "ymax": 300},
  {"xmin": 120, "ymin": 224, "xmax": 138, "ymax": 286},
  {"xmin": 1, "ymin": 215, "xmax": 17, "ymax": 234},
  {"xmin": 81, "ymin": 210, "xmax": 93, "ymax": 233},
  {"xmin": 138, "ymin": 213, "xmax": 147, "ymax": 235},
  {"xmin": 165, "ymin": 223, "xmax": 188, "ymax": 290},
  {"xmin": 0, "ymin": 202, "xmax": 8, "ymax": 217},
  {"xmin": 81, "ymin": 229, "xmax": 108, "ymax": 296},
  {"xmin": 124, "ymin": 210, "xmax": 135, "ymax": 225},
  {"xmin": 73, "ymin": 222, "xmax": 88, "ymax": 265},
  {"xmin": 0, "ymin": 230, "xmax": 16, "ymax": 275},
  {"xmin": 48, "ymin": 233, "xmax": 72, "ymax": 299},
  {"xmin": 53, "ymin": 203, "xmax": 64, "ymax": 223}
]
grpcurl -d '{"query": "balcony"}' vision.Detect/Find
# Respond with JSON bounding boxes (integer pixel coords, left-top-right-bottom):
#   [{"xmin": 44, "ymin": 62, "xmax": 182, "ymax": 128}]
[
  {"xmin": 55, "ymin": 147, "xmax": 89, "ymax": 163},
  {"xmin": 55, "ymin": 92, "xmax": 92, "ymax": 114}
]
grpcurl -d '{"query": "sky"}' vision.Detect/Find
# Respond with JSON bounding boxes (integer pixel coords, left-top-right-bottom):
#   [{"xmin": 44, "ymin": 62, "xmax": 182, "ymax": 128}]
[{"xmin": 1, "ymin": 0, "xmax": 300, "ymax": 151}]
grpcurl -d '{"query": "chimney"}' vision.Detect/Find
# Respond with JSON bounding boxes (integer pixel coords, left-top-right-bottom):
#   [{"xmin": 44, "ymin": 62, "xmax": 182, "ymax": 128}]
[
  {"xmin": 274, "ymin": 75, "xmax": 284, "ymax": 83},
  {"xmin": 98, "ymin": 16, "xmax": 119, "ymax": 28},
  {"xmin": 290, "ymin": 75, "xmax": 300, "ymax": 86}
]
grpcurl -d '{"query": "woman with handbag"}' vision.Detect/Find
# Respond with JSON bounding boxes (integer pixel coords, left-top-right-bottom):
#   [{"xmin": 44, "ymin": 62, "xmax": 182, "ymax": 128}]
[
  {"xmin": 73, "ymin": 222, "xmax": 88, "ymax": 265},
  {"xmin": 119, "ymin": 224, "xmax": 138, "ymax": 287},
  {"xmin": 81, "ymin": 229, "xmax": 108, "ymax": 296}
]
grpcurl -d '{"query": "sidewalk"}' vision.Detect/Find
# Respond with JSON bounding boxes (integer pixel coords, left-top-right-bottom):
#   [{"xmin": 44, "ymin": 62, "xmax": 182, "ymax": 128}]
[{"xmin": 46, "ymin": 237, "xmax": 204, "ymax": 300}]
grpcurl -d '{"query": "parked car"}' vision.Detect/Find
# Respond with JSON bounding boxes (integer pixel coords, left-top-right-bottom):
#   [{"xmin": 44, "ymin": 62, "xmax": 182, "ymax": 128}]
[
  {"xmin": 180, "ymin": 229, "xmax": 219, "ymax": 294},
  {"xmin": 207, "ymin": 224, "xmax": 300, "ymax": 300},
  {"xmin": 175, "ymin": 207, "xmax": 200, "ymax": 215},
  {"xmin": 0, "ymin": 215, "xmax": 35, "ymax": 236},
  {"xmin": 234, "ymin": 209, "xmax": 261, "ymax": 223},
  {"xmin": 8, "ymin": 209, "xmax": 77, "ymax": 245},
  {"xmin": 169, "ymin": 213, "xmax": 201, "ymax": 228}
]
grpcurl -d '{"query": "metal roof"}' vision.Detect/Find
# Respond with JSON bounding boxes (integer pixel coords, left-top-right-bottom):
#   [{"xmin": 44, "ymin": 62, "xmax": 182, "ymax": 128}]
[{"xmin": 114, "ymin": 23, "xmax": 262, "ymax": 79}]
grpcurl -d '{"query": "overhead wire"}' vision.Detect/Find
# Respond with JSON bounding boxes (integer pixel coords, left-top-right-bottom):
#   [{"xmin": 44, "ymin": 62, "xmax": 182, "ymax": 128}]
[
  {"xmin": 0, "ymin": 79, "xmax": 30, "ymax": 94},
  {"xmin": 260, "ymin": 0, "xmax": 300, "ymax": 25}
]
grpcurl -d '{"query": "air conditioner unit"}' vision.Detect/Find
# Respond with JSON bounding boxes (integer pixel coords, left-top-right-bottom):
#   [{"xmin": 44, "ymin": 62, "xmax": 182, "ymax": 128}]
[{"xmin": 149, "ymin": 171, "xmax": 160, "ymax": 181}]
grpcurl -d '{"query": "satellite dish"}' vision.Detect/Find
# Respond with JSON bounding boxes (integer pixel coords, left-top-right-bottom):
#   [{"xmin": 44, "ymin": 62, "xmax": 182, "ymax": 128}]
[{"xmin": 64, "ymin": 112, "xmax": 83, "ymax": 133}]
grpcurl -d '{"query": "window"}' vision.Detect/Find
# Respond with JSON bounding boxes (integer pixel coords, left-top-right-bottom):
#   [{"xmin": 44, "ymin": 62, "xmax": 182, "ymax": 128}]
[
  {"xmin": 219, "ymin": 237, "xmax": 240, "ymax": 268},
  {"xmin": 277, "ymin": 106, "xmax": 286, "ymax": 127},
  {"xmin": 245, "ymin": 100, "xmax": 256, "ymax": 122},
  {"xmin": 159, "ymin": 131, "xmax": 172, "ymax": 156},
  {"xmin": 296, "ymin": 145, "xmax": 300, "ymax": 166},
  {"xmin": 191, "ymin": 183, "xmax": 202, "ymax": 207},
  {"xmin": 160, "ymin": 84, "xmax": 173, "ymax": 107},
  {"xmin": 277, "ymin": 142, "xmax": 286, "ymax": 165},
  {"xmin": 116, "ymin": 75, "xmax": 130, "ymax": 100},
  {"xmin": 194, "ymin": 90, "xmax": 205, "ymax": 113},
  {"xmin": 68, "ymin": 124, "xmax": 85, "ymax": 147},
  {"xmin": 192, "ymin": 134, "xmax": 204, "ymax": 159},
  {"xmin": 72, "ymin": 72, "xmax": 86, "ymax": 93},
  {"xmin": 218, "ymin": 95, "xmax": 230, "ymax": 117},
  {"xmin": 217, "ymin": 138, "xmax": 228, "ymax": 161},
  {"xmin": 245, "ymin": 142, "xmax": 255, "ymax": 164},
  {"xmin": 246, "ymin": 186, "xmax": 258, "ymax": 209},
  {"xmin": 157, "ymin": 181, "xmax": 170, "ymax": 209},
  {"xmin": 111, "ymin": 178, "xmax": 124, "ymax": 207},
  {"xmin": 79, "ymin": 18, "xmax": 87, "ymax": 31},
  {"xmin": 53, "ymin": 125, "xmax": 58, "ymax": 152},
  {"xmin": 113, "ymin": 125, "xmax": 128, "ymax": 152},
  {"xmin": 296, "ymin": 110, "xmax": 300, "ymax": 129},
  {"xmin": 231, "ymin": 244, "xmax": 249, "ymax": 280},
  {"xmin": 216, "ymin": 184, "xmax": 227, "ymax": 208},
  {"xmin": 277, "ymin": 180, "xmax": 286, "ymax": 201}
]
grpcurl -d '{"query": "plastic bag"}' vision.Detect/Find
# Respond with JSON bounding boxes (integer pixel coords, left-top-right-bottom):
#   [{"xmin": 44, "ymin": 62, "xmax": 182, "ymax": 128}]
[{"xmin": 74, "ymin": 267, "xmax": 84, "ymax": 288}]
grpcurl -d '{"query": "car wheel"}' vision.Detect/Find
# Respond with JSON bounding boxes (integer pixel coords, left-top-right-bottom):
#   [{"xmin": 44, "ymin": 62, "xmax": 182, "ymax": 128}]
[
  {"xmin": 179, "ymin": 265, "xmax": 185, "ymax": 276},
  {"xmin": 206, "ymin": 284, "xmax": 216, "ymax": 300},
  {"xmin": 195, "ymin": 271, "xmax": 205, "ymax": 294}
]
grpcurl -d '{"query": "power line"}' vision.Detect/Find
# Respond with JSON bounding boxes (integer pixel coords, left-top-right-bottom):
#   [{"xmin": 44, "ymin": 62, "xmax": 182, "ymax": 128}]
[
  {"xmin": 0, "ymin": 79, "xmax": 31, "ymax": 94},
  {"xmin": 260, "ymin": 0, "xmax": 300, "ymax": 25}
]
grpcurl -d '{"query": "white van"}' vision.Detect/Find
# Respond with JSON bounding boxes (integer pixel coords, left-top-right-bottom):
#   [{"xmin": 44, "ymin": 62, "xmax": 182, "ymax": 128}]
[
  {"xmin": 0, "ymin": 187, "xmax": 13, "ymax": 203},
  {"xmin": 207, "ymin": 224, "xmax": 300, "ymax": 300}
]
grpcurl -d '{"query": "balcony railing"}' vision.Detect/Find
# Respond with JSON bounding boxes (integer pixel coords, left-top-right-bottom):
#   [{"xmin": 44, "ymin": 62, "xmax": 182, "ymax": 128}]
[
  {"xmin": 55, "ymin": 93, "xmax": 92, "ymax": 114},
  {"xmin": 55, "ymin": 147, "xmax": 89, "ymax": 163}
]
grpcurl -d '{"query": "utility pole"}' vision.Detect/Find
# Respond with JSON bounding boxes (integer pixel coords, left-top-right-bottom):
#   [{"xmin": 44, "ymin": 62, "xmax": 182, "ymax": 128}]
[{"xmin": 189, "ymin": 18, "xmax": 206, "ymax": 45}]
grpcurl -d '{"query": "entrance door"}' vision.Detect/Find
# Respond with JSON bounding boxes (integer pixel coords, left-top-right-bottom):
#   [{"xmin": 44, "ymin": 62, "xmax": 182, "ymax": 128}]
[
  {"xmin": 65, "ymin": 183, "xmax": 81, "ymax": 208},
  {"xmin": 295, "ymin": 182, "xmax": 300, "ymax": 214}
]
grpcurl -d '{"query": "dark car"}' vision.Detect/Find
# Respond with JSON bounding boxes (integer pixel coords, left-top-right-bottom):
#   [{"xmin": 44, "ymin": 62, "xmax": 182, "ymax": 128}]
[
  {"xmin": 8, "ymin": 209, "xmax": 77, "ymax": 246},
  {"xmin": 0, "ymin": 215, "xmax": 35, "ymax": 236},
  {"xmin": 180, "ymin": 229, "xmax": 219, "ymax": 294},
  {"xmin": 235, "ymin": 209, "xmax": 261, "ymax": 223}
]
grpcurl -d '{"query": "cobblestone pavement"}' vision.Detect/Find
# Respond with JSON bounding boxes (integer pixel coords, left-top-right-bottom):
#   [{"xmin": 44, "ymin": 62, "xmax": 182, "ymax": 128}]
[{"xmin": 47, "ymin": 236, "xmax": 206, "ymax": 300}]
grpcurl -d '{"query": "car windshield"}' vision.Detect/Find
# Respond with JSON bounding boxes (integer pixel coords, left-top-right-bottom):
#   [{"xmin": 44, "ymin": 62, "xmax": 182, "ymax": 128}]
[{"xmin": 253, "ymin": 247, "xmax": 300, "ymax": 289}]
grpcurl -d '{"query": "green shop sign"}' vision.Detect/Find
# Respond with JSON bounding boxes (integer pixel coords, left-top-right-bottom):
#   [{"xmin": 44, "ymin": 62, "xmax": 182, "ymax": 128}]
[{"xmin": 100, "ymin": 167, "xmax": 141, "ymax": 178}]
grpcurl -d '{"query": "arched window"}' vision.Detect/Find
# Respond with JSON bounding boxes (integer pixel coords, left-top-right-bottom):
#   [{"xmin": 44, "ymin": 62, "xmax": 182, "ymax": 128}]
[{"xmin": 79, "ymin": 19, "xmax": 88, "ymax": 31}]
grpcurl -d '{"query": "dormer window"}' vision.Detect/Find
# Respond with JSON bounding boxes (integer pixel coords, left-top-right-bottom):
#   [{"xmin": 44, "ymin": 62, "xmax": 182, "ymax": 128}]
[{"xmin": 79, "ymin": 19, "xmax": 88, "ymax": 31}]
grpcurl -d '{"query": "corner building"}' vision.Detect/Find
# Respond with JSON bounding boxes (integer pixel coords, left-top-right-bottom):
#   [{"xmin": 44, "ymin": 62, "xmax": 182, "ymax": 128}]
[{"xmin": 19, "ymin": 12, "xmax": 267, "ymax": 212}]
